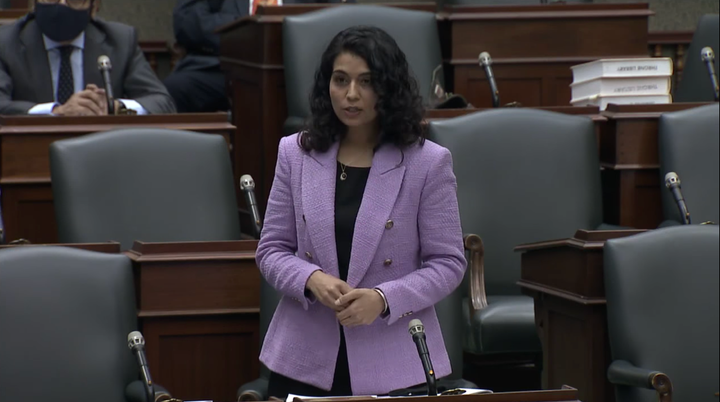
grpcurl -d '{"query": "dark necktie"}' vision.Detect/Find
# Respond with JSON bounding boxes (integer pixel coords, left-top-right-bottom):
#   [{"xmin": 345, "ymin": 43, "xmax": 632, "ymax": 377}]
[{"xmin": 56, "ymin": 45, "xmax": 75, "ymax": 105}]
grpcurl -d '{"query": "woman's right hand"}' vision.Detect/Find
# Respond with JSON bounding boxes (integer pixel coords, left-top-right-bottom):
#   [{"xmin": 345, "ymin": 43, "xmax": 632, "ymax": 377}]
[{"xmin": 306, "ymin": 271, "xmax": 352, "ymax": 311}]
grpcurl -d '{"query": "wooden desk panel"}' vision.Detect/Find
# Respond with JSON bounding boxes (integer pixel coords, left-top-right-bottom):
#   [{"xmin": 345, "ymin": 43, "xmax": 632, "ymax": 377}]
[
  {"xmin": 129, "ymin": 240, "xmax": 261, "ymax": 402},
  {"xmin": 0, "ymin": 114, "xmax": 236, "ymax": 244},
  {"xmin": 598, "ymin": 103, "xmax": 712, "ymax": 229},
  {"xmin": 445, "ymin": 3, "xmax": 651, "ymax": 108}
]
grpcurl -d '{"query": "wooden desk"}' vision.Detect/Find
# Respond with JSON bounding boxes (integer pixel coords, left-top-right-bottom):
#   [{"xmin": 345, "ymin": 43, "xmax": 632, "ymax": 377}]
[
  {"xmin": 598, "ymin": 102, "xmax": 713, "ymax": 229},
  {"xmin": 296, "ymin": 389, "xmax": 582, "ymax": 402},
  {"xmin": 443, "ymin": 3, "xmax": 652, "ymax": 108},
  {"xmin": 516, "ymin": 230, "xmax": 645, "ymax": 402},
  {"xmin": 0, "ymin": 114, "xmax": 236, "ymax": 244},
  {"xmin": 128, "ymin": 240, "xmax": 261, "ymax": 402}
]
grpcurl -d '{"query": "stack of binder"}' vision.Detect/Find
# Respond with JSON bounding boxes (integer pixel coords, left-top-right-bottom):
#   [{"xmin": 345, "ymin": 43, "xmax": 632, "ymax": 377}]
[{"xmin": 570, "ymin": 58, "xmax": 674, "ymax": 110}]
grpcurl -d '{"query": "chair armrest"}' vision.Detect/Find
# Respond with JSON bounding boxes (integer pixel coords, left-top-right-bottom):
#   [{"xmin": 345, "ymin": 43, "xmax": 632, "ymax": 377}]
[
  {"xmin": 125, "ymin": 380, "xmax": 172, "ymax": 402},
  {"xmin": 237, "ymin": 377, "xmax": 269, "ymax": 401},
  {"xmin": 464, "ymin": 234, "xmax": 486, "ymax": 312},
  {"xmin": 607, "ymin": 360, "xmax": 673, "ymax": 402}
]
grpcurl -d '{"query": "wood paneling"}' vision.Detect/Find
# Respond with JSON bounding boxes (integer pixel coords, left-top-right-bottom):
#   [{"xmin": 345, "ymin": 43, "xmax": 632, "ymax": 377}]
[
  {"xmin": 598, "ymin": 103, "xmax": 712, "ymax": 229},
  {"xmin": 128, "ymin": 240, "xmax": 261, "ymax": 402}
]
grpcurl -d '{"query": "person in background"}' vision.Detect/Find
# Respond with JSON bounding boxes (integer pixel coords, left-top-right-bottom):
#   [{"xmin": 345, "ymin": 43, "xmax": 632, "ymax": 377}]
[
  {"xmin": 0, "ymin": 0, "xmax": 176, "ymax": 116},
  {"xmin": 163, "ymin": 0, "xmax": 247, "ymax": 113},
  {"xmin": 256, "ymin": 26, "xmax": 466, "ymax": 398},
  {"xmin": 164, "ymin": 0, "xmax": 356, "ymax": 114}
]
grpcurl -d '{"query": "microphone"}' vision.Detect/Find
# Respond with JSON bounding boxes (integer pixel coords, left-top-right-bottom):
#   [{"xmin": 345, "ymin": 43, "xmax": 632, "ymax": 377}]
[
  {"xmin": 664, "ymin": 172, "xmax": 691, "ymax": 225},
  {"xmin": 97, "ymin": 55, "xmax": 115, "ymax": 115},
  {"xmin": 240, "ymin": 174, "xmax": 262, "ymax": 238},
  {"xmin": 478, "ymin": 52, "xmax": 500, "ymax": 108},
  {"xmin": 700, "ymin": 47, "xmax": 719, "ymax": 101},
  {"xmin": 128, "ymin": 331, "xmax": 155, "ymax": 402},
  {"xmin": 408, "ymin": 319, "xmax": 438, "ymax": 396}
]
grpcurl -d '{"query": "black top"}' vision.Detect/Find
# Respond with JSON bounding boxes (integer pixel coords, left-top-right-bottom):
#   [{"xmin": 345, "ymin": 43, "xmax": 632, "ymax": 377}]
[{"xmin": 334, "ymin": 162, "xmax": 370, "ymax": 282}]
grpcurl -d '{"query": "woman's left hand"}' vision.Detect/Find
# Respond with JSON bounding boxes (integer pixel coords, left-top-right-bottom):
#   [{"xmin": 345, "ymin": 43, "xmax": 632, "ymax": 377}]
[{"xmin": 335, "ymin": 289, "xmax": 385, "ymax": 327}]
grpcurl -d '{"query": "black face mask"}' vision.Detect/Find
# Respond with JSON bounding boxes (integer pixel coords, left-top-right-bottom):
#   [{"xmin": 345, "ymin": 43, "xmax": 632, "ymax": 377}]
[{"xmin": 34, "ymin": 3, "xmax": 91, "ymax": 43}]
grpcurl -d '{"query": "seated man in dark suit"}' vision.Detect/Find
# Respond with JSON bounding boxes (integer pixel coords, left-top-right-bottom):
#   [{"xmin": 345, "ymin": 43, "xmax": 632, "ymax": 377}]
[{"xmin": 0, "ymin": 0, "xmax": 176, "ymax": 115}]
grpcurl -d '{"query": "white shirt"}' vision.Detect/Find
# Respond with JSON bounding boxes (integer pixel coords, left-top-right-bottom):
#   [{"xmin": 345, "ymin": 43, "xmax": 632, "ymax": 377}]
[{"xmin": 28, "ymin": 32, "xmax": 147, "ymax": 115}]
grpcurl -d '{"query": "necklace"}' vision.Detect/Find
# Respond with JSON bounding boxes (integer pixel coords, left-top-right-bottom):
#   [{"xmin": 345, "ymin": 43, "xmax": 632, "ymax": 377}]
[{"xmin": 340, "ymin": 163, "xmax": 348, "ymax": 181}]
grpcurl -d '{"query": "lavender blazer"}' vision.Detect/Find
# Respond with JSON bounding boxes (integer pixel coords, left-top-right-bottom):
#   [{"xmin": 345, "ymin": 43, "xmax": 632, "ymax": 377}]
[{"xmin": 256, "ymin": 133, "xmax": 466, "ymax": 395}]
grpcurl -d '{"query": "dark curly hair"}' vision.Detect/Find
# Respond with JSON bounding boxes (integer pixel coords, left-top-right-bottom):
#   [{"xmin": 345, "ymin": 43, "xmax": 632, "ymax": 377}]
[{"xmin": 299, "ymin": 25, "xmax": 426, "ymax": 152}]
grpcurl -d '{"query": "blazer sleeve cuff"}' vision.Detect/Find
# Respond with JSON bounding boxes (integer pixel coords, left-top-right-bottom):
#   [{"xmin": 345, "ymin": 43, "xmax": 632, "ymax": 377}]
[{"xmin": 375, "ymin": 281, "xmax": 411, "ymax": 326}]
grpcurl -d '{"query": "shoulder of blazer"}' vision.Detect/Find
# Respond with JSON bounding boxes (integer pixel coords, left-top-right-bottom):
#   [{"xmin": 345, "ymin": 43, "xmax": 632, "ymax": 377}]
[
  {"xmin": 400, "ymin": 138, "xmax": 451, "ymax": 168},
  {"xmin": 279, "ymin": 133, "xmax": 307, "ymax": 163},
  {"xmin": 87, "ymin": 18, "xmax": 138, "ymax": 51},
  {"xmin": 0, "ymin": 15, "xmax": 30, "ymax": 53}
]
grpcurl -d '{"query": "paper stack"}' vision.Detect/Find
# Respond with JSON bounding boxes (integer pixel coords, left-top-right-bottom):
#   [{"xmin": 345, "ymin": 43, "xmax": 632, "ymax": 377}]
[{"xmin": 570, "ymin": 58, "xmax": 674, "ymax": 110}]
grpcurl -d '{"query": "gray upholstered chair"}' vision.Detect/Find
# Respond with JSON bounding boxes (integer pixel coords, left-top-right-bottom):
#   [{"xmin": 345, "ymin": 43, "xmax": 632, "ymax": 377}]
[
  {"xmin": 604, "ymin": 225, "xmax": 719, "ymax": 402},
  {"xmin": 282, "ymin": 5, "xmax": 442, "ymax": 135},
  {"xmin": 674, "ymin": 14, "xmax": 719, "ymax": 102},
  {"xmin": 49, "ymin": 129, "xmax": 241, "ymax": 250},
  {"xmin": 427, "ymin": 109, "xmax": 607, "ymax": 379},
  {"xmin": 658, "ymin": 103, "xmax": 719, "ymax": 226},
  {"xmin": 0, "ymin": 246, "xmax": 170, "ymax": 402}
]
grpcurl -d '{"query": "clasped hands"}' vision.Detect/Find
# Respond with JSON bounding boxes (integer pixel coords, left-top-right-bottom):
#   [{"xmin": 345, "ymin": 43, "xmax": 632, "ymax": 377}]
[
  {"xmin": 52, "ymin": 84, "xmax": 121, "ymax": 116},
  {"xmin": 306, "ymin": 270, "xmax": 385, "ymax": 327}
]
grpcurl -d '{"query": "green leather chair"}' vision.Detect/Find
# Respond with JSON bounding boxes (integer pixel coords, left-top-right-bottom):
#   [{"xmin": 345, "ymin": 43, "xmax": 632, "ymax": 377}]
[
  {"xmin": 0, "ymin": 246, "xmax": 170, "ymax": 402},
  {"xmin": 604, "ymin": 225, "xmax": 719, "ymax": 402},
  {"xmin": 674, "ymin": 15, "xmax": 719, "ymax": 102},
  {"xmin": 428, "ymin": 109, "xmax": 610, "ymax": 384},
  {"xmin": 49, "ymin": 129, "xmax": 241, "ymax": 250},
  {"xmin": 658, "ymin": 104, "xmax": 719, "ymax": 226},
  {"xmin": 282, "ymin": 5, "xmax": 443, "ymax": 135}
]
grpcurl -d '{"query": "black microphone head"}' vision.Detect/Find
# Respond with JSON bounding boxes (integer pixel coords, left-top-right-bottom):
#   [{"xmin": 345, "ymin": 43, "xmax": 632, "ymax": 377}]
[
  {"xmin": 408, "ymin": 319, "xmax": 424, "ymax": 336},
  {"xmin": 240, "ymin": 174, "xmax": 255, "ymax": 191},
  {"xmin": 701, "ymin": 47, "xmax": 715, "ymax": 62},
  {"xmin": 478, "ymin": 52, "xmax": 492, "ymax": 67},
  {"xmin": 98, "ymin": 55, "xmax": 112, "ymax": 71},
  {"xmin": 664, "ymin": 172, "xmax": 681, "ymax": 189},
  {"xmin": 128, "ymin": 331, "xmax": 145, "ymax": 350}
]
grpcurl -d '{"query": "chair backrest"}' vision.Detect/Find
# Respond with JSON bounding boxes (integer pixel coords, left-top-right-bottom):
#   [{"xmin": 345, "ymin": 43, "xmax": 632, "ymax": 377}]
[
  {"xmin": 658, "ymin": 103, "xmax": 719, "ymax": 225},
  {"xmin": 50, "ymin": 129, "xmax": 241, "ymax": 250},
  {"xmin": 0, "ymin": 246, "xmax": 138, "ymax": 402},
  {"xmin": 604, "ymin": 226, "xmax": 720, "ymax": 402},
  {"xmin": 675, "ymin": 14, "xmax": 720, "ymax": 102},
  {"xmin": 282, "ymin": 5, "xmax": 442, "ymax": 133},
  {"xmin": 428, "ymin": 109, "xmax": 603, "ymax": 295}
]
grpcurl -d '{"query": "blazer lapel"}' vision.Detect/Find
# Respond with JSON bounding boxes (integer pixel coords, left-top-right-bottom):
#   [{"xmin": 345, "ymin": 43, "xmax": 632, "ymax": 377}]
[
  {"xmin": 19, "ymin": 21, "xmax": 53, "ymax": 102},
  {"xmin": 302, "ymin": 142, "xmax": 340, "ymax": 277},
  {"xmin": 82, "ymin": 24, "xmax": 109, "ymax": 89},
  {"xmin": 347, "ymin": 145, "xmax": 405, "ymax": 288}
]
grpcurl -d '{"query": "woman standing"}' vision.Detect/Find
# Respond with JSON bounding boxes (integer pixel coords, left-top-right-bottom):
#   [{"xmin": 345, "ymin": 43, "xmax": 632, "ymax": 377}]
[{"xmin": 256, "ymin": 25, "xmax": 466, "ymax": 398}]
